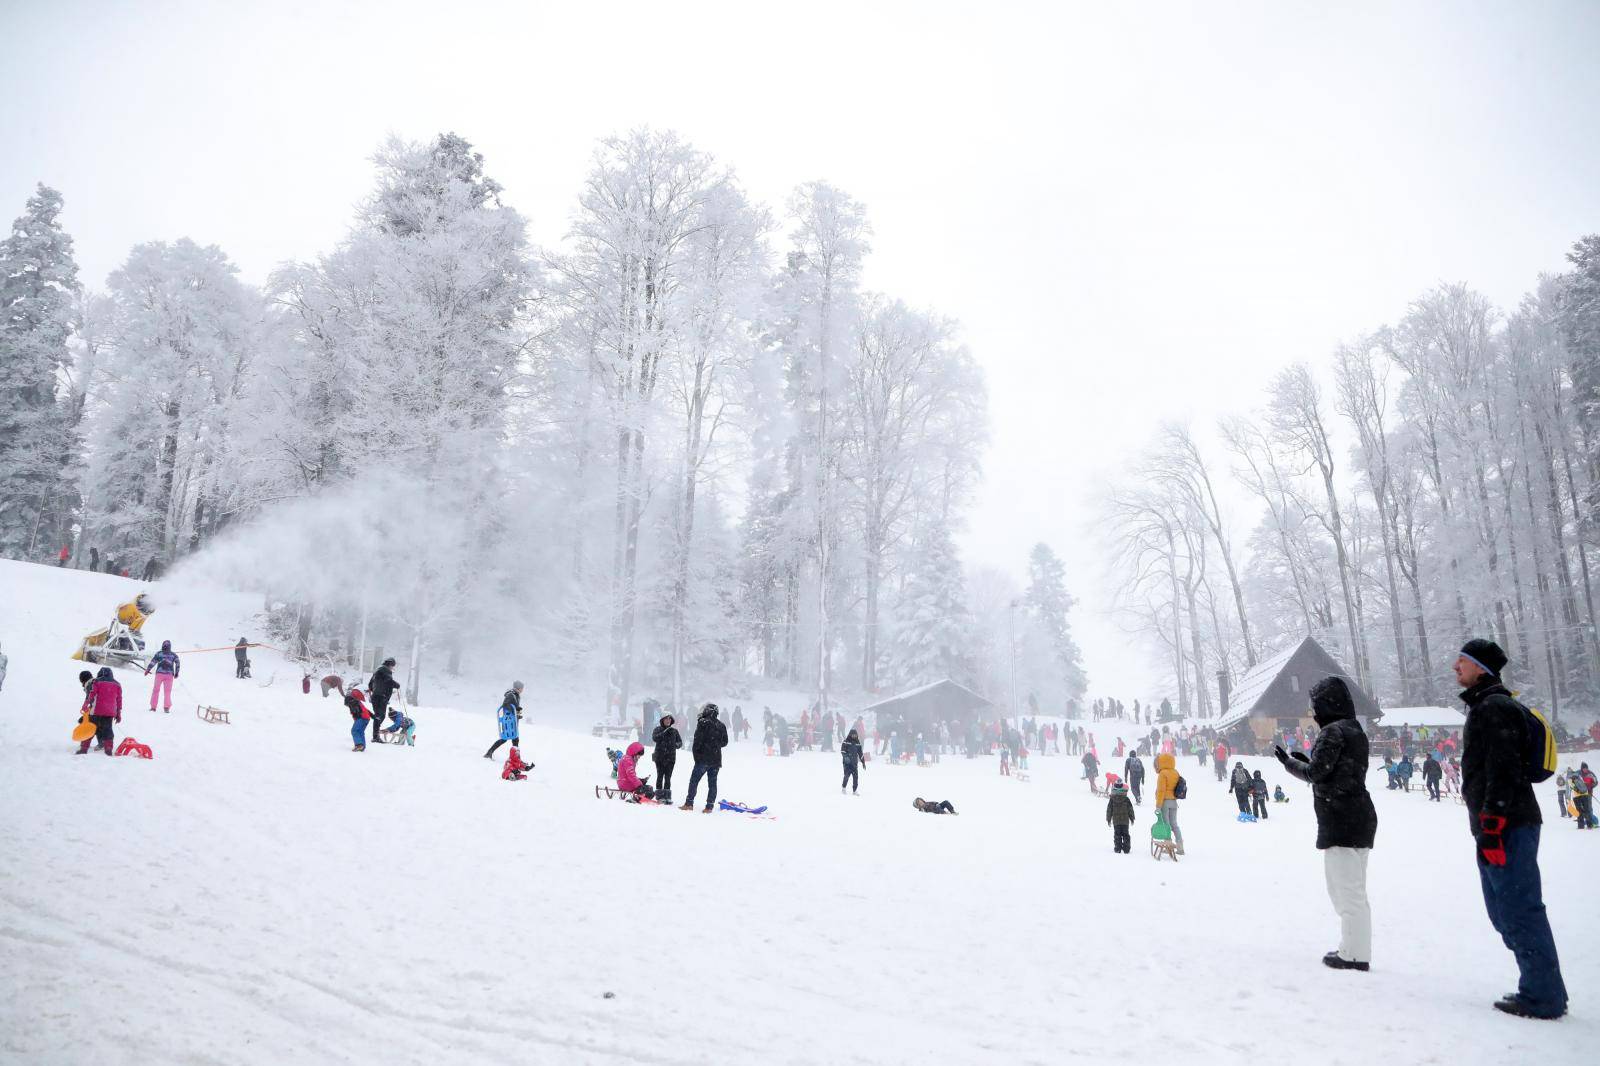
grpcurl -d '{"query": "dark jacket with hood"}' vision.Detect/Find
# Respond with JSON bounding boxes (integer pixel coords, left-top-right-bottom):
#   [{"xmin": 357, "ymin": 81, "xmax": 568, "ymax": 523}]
[
  {"xmin": 1230, "ymin": 764, "xmax": 1251, "ymax": 790},
  {"xmin": 1124, "ymin": 754, "xmax": 1145, "ymax": 783},
  {"xmin": 1279, "ymin": 677, "xmax": 1378, "ymax": 850},
  {"xmin": 368, "ymin": 664, "xmax": 400, "ymax": 704},
  {"xmin": 1460, "ymin": 677, "xmax": 1541, "ymax": 831},
  {"xmin": 841, "ymin": 732, "xmax": 864, "ymax": 769},
  {"xmin": 651, "ymin": 717, "xmax": 682, "ymax": 763},
  {"xmin": 691, "ymin": 707, "xmax": 729, "ymax": 767}
]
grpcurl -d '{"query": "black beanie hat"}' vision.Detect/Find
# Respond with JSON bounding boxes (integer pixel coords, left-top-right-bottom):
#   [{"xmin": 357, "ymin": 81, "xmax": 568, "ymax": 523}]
[{"xmin": 1460, "ymin": 638, "xmax": 1508, "ymax": 677}]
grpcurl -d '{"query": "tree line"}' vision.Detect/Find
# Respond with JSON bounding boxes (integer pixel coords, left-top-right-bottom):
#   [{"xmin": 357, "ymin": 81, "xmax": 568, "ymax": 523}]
[
  {"xmin": 0, "ymin": 129, "xmax": 1089, "ymax": 713},
  {"xmin": 1103, "ymin": 237, "xmax": 1600, "ymax": 724}
]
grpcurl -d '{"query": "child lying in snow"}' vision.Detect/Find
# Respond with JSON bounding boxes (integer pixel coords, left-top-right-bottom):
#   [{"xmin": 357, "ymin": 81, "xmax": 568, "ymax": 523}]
[
  {"xmin": 502, "ymin": 746, "xmax": 533, "ymax": 781},
  {"xmin": 913, "ymin": 797, "xmax": 958, "ymax": 815}
]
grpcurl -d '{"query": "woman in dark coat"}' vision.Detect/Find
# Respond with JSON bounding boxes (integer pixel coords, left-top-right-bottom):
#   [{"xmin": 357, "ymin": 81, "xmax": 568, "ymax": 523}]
[
  {"xmin": 1276, "ymin": 676, "xmax": 1378, "ymax": 972},
  {"xmin": 651, "ymin": 712, "xmax": 683, "ymax": 805}
]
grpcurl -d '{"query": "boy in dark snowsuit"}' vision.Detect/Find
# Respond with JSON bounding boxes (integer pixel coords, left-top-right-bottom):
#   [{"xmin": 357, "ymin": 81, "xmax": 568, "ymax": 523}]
[
  {"xmin": 234, "ymin": 637, "xmax": 251, "ymax": 679},
  {"xmin": 651, "ymin": 712, "xmax": 682, "ymax": 805},
  {"xmin": 841, "ymin": 728, "xmax": 865, "ymax": 794},
  {"xmin": 913, "ymin": 798, "xmax": 958, "ymax": 815},
  {"xmin": 1250, "ymin": 770, "xmax": 1270, "ymax": 819},
  {"xmin": 1106, "ymin": 780, "xmax": 1136, "ymax": 853}
]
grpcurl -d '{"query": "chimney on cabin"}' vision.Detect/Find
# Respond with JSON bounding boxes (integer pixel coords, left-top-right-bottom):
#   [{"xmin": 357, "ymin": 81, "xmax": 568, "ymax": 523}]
[{"xmin": 1217, "ymin": 669, "xmax": 1231, "ymax": 716}]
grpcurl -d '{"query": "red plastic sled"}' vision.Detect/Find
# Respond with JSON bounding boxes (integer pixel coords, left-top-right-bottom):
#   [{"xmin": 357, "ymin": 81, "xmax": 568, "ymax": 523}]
[{"xmin": 115, "ymin": 737, "xmax": 154, "ymax": 759}]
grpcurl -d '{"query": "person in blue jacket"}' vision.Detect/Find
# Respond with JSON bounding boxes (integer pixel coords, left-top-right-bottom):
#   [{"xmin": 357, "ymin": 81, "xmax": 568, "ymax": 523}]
[
  {"xmin": 143, "ymin": 639, "xmax": 180, "ymax": 713},
  {"xmin": 484, "ymin": 681, "xmax": 525, "ymax": 760}
]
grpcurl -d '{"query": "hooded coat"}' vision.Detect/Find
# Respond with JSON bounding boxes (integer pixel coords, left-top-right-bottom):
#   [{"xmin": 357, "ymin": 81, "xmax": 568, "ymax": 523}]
[
  {"xmin": 841, "ymin": 731, "xmax": 864, "ymax": 769},
  {"xmin": 651, "ymin": 717, "xmax": 682, "ymax": 764},
  {"xmin": 617, "ymin": 741, "xmax": 646, "ymax": 792},
  {"xmin": 691, "ymin": 709, "xmax": 729, "ymax": 768},
  {"xmin": 1153, "ymin": 752, "xmax": 1180, "ymax": 806},
  {"xmin": 1280, "ymin": 677, "xmax": 1378, "ymax": 849}
]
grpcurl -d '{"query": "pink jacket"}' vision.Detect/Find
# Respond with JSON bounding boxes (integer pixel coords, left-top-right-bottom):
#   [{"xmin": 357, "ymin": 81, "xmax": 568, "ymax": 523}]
[
  {"xmin": 90, "ymin": 679, "xmax": 123, "ymax": 722},
  {"xmin": 617, "ymin": 741, "xmax": 646, "ymax": 791}
]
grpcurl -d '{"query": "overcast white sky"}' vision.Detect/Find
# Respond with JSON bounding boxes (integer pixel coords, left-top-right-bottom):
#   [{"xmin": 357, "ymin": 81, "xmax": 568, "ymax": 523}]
[{"xmin": 5, "ymin": 0, "xmax": 1599, "ymax": 699}]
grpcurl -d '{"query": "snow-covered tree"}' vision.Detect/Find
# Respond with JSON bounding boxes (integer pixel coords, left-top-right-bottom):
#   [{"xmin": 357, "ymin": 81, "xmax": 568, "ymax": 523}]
[
  {"xmin": 0, "ymin": 185, "xmax": 80, "ymax": 558},
  {"xmin": 884, "ymin": 521, "xmax": 974, "ymax": 691},
  {"xmin": 1019, "ymin": 542, "xmax": 1088, "ymax": 710}
]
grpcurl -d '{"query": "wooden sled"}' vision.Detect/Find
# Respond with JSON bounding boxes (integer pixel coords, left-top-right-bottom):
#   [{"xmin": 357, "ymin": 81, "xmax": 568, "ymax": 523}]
[
  {"xmin": 594, "ymin": 785, "xmax": 660, "ymax": 804},
  {"xmin": 196, "ymin": 704, "xmax": 230, "ymax": 725},
  {"xmin": 1151, "ymin": 838, "xmax": 1179, "ymax": 861}
]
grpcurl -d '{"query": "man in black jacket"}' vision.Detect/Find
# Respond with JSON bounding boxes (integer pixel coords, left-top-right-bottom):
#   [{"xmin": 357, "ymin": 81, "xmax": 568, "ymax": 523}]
[
  {"xmin": 651, "ymin": 712, "xmax": 682, "ymax": 805},
  {"xmin": 681, "ymin": 703, "xmax": 728, "ymax": 812},
  {"xmin": 367, "ymin": 657, "xmax": 400, "ymax": 744},
  {"xmin": 1456, "ymin": 639, "xmax": 1567, "ymax": 1020},
  {"xmin": 1124, "ymin": 751, "xmax": 1145, "ymax": 804},
  {"xmin": 1275, "ymin": 676, "xmax": 1377, "ymax": 972}
]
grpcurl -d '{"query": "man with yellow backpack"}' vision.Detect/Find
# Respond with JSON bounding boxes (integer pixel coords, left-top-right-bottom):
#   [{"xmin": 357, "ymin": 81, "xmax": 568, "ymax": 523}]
[{"xmin": 1456, "ymin": 638, "xmax": 1566, "ymax": 1021}]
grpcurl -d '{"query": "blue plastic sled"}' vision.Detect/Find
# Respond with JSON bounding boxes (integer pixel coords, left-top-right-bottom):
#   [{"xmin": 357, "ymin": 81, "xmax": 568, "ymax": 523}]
[
  {"xmin": 718, "ymin": 800, "xmax": 768, "ymax": 815},
  {"xmin": 1237, "ymin": 812, "xmax": 1258, "ymax": 823}
]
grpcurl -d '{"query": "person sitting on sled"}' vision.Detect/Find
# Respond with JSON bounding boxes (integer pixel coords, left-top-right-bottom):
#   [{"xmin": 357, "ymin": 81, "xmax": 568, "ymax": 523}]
[
  {"xmin": 502, "ymin": 745, "xmax": 533, "ymax": 781},
  {"xmin": 913, "ymin": 797, "xmax": 958, "ymax": 815},
  {"xmin": 383, "ymin": 708, "xmax": 416, "ymax": 745},
  {"xmin": 1274, "ymin": 784, "xmax": 1290, "ymax": 803},
  {"xmin": 615, "ymin": 741, "xmax": 653, "ymax": 801}
]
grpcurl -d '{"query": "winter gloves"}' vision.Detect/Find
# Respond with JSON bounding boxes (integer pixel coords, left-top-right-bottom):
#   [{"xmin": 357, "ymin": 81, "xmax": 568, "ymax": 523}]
[{"xmin": 1477, "ymin": 814, "xmax": 1508, "ymax": 867}]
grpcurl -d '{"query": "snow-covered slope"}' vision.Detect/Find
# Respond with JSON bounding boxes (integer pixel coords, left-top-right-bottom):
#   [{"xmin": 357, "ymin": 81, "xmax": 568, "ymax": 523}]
[{"xmin": 2, "ymin": 558, "xmax": 1597, "ymax": 1064}]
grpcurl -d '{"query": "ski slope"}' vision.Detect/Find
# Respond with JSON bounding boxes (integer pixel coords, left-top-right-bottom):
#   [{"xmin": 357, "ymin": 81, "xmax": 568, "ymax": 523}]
[{"xmin": 2, "ymin": 558, "xmax": 1597, "ymax": 1065}]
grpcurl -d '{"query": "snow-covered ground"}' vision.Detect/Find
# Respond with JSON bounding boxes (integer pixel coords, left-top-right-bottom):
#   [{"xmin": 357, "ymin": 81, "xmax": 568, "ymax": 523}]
[{"xmin": 3, "ymin": 557, "xmax": 1597, "ymax": 1064}]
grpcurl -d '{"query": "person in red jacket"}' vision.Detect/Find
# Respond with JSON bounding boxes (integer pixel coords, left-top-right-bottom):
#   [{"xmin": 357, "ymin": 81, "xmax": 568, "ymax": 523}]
[
  {"xmin": 57, "ymin": 543, "xmax": 70, "ymax": 567},
  {"xmin": 502, "ymin": 746, "xmax": 533, "ymax": 781},
  {"xmin": 1213, "ymin": 740, "xmax": 1230, "ymax": 782},
  {"xmin": 77, "ymin": 667, "xmax": 122, "ymax": 755}
]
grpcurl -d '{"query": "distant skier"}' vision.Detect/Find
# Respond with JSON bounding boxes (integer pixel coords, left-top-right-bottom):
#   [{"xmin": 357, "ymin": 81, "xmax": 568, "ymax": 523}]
[
  {"xmin": 366, "ymin": 657, "xmax": 400, "ymax": 743},
  {"xmin": 77, "ymin": 667, "xmax": 122, "ymax": 755},
  {"xmin": 841, "ymin": 728, "xmax": 865, "ymax": 795},
  {"xmin": 651, "ymin": 711, "xmax": 682, "ymax": 805},
  {"xmin": 681, "ymin": 703, "xmax": 728, "ymax": 813},
  {"xmin": 346, "ymin": 684, "xmax": 371, "ymax": 752},
  {"xmin": 1106, "ymin": 779, "xmax": 1136, "ymax": 853},
  {"xmin": 485, "ymin": 681, "xmax": 525, "ymax": 760},
  {"xmin": 234, "ymin": 637, "xmax": 251, "ymax": 679},
  {"xmin": 143, "ymin": 639, "xmax": 180, "ymax": 713},
  {"xmin": 913, "ymin": 798, "xmax": 958, "ymax": 815},
  {"xmin": 1230, "ymin": 761, "xmax": 1252, "ymax": 814}
]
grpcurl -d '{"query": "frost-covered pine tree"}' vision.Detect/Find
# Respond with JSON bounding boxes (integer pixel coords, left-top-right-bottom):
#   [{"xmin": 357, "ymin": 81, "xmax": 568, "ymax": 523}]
[
  {"xmin": 1020, "ymin": 542, "xmax": 1088, "ymax": 707},
  {"xmin": 885, "ymin": 522, "xmax": 974, "ymax": 691},
  {"xmin": 0, "ymin": 185, "xmax": 80, "ymax": 559}
]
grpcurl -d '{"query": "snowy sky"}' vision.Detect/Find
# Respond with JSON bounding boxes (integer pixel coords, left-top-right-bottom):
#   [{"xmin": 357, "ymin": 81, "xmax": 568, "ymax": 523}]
[{"xmin": 5, "ymin": 0, "xmax": 1599, "ymax": 700}]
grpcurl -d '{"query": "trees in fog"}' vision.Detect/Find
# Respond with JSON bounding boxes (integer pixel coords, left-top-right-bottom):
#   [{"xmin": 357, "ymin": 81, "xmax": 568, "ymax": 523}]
[{"xmin": 1102, "ymin": 235, "xmax": 1600, "ymax": 723}]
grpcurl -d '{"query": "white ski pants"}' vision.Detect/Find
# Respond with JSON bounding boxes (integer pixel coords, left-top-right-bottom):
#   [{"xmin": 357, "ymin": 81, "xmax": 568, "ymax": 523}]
[{"xmin": 1324, "ymin": 846, "xmax": 1372, "ymax": 963}]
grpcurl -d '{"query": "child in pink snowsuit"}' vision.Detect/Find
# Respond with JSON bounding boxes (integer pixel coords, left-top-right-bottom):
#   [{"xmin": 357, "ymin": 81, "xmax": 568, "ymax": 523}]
[{"xmin": 616, "ymin": 741, "xmax": 652, "ymax": 799}]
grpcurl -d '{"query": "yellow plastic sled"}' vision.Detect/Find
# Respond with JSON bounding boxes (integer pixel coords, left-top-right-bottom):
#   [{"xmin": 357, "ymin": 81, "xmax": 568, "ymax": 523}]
[{"xmin": 71, "ymin": 714, "xmax": 96, "ymax": 742}]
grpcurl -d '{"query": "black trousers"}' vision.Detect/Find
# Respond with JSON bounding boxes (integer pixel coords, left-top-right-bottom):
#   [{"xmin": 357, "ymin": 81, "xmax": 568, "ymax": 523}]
[
  {"xmin": 842, "ymin": 764, "xmax": 859, "ymax": 792},
  {"xmin": 654, "ymin": 756, "xmax": 675, "ymax": 794},
  {"xmin": 1234, "ymin": 786, "xmax": 1250, "ymax": 813},
  {"xmin": 1252, "ymin": 794, "xmax": 1268, "ymax": 819},
  {"xmin": 1129, "ymin": 778, "xmax": 1142, "ymax": 803},
  {"xmin": 486, "ymin": 735, "xmax": 518, "ymax": 758},
  {"xmin": 1112, "ymin": 823, "xmax": 1130, "ymax": 853},
  {"xmin": 371, "ymin": 697, "xmax": 390, "ymax": 740}
]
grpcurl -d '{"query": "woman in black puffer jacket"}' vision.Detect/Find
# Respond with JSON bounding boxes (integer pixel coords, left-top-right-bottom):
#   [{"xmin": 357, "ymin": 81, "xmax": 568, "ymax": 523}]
[{"xmin": 1276, "ymin": 676, "xmax": 1378, "ymax": 972}]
